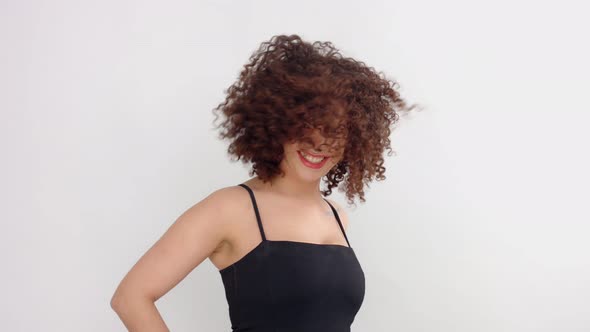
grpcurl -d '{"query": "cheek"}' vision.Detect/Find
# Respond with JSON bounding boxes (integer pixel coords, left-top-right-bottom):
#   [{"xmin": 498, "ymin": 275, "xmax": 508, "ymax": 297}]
[
  {"xmin": 284, "ymin": 144, "xmax": 300, "ymax": 160},
  {"xmin": 326, "ymin": 156, "xmax": 339, "ymax": 168}
]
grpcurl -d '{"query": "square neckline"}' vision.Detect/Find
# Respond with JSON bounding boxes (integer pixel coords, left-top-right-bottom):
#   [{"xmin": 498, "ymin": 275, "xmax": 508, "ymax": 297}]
[
  {"xmin": 238, "ymin": 182, "xmax": 352, "ymax": 248},
  {"xmin": 217, "ymin": 183, "xmax": 354, "ymax": 274},
  {"xmin": 219, "ymin": 238, "xmax": 354, "ymax": 274},
  {"xmin": 265, "ymin": 239, "xmax": 353, "ymax": 250}
]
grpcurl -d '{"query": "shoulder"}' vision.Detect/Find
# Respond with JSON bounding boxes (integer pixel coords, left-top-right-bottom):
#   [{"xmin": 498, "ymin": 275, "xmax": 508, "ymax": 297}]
[
  {"xmin": 324, "ymin": 197, "xmax": 351, "ymax": 231},
  {"xmin": 175, "ymin": 185, "xmax": 241, "ymax": 234},
  {"xmin": 178, "ymin": 185, "xmax": 250, "ymax": 237},
  {"xmin": 199, "ymin": 185, "xmax": 251, "ymax": 220},
  {"xmin": 181, "ymin": 185, "xmax": 251, "ymax": 250}
]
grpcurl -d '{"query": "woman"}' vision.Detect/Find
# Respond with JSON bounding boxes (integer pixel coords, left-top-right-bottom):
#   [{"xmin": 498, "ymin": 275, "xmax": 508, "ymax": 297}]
[{"xmin": 110, "ymin": 34, "xmax": 417, "ymax": 331}]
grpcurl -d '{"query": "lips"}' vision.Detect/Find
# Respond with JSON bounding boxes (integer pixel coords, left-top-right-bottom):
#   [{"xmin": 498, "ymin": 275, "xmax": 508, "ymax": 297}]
[
  {"xmin": 297, "ymin": 150, "xmax": 330, "ymax": 169},
  {"xmin": 299, "ymin": 150, "xmax": 330, "ymax": 158}
]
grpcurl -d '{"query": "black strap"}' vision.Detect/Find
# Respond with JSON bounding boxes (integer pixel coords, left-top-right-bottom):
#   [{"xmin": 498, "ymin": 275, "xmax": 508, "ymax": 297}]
[
  {"xmin": 238, "ymin": 184, "xmax": 267, "ymax": 241},
  {"xmin": 323, "ymin": 198, "xmax": 351, "ymax": 248}
]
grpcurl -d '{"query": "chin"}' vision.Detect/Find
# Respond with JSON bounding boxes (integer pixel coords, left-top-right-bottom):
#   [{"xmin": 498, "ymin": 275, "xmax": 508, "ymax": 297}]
[{"xmin": 298, "ymin": 171, "xmax": 324, "ymax": 183}]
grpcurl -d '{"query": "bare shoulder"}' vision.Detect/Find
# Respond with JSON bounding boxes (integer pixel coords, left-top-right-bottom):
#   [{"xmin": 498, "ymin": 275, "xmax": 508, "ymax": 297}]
[
  {"xmin": 176, "ymin": 185, "xmax": 240, "ymax": 230},
  {"xmin": 199, "ymin": 185, "xmax": 249, "ymax": 222},
  {"xmin": 188, "ymin": 185, "xmax": 251, "ymax": 246},
  {"xmin": 324, "ymin": 197, "xmax": 351, "ymax": 231}
]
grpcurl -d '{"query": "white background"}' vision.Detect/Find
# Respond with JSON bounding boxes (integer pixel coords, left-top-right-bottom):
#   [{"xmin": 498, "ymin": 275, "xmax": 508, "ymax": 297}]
[{"xmin": 2, "ymin": 0, "xmax": 589, "ymax": 331}]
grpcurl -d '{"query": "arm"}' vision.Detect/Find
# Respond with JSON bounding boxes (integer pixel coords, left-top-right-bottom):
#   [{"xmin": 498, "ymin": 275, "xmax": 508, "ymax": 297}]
[{"xmin": 110, "ymin": 187, "xmax": 233, "ymax": 331}]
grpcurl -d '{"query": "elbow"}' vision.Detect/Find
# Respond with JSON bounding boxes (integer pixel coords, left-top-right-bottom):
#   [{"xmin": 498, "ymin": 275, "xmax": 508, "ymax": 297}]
[
  {"xmin": 110, "ymin": 290, "xmax": 155, "ymax": 312},
  {"xmin": 110, "ymin": 288, "xmax": 132, "ymax": 311},
  {"xmin": 110, "ymin": 292, "xmax": 123, "ymax": 311}
]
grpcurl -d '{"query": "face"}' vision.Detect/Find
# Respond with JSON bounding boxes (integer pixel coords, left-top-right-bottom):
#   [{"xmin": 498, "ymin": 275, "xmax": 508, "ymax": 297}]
[{"xmin": 280, "ymin": 128, "xmax": 346, "ymax": 183}]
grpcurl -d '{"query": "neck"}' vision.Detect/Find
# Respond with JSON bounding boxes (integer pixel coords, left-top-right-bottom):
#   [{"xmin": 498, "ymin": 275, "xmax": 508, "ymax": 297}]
[{"xmin": 251, "ymin": 175, "xmax": 323, "ymax": 201}]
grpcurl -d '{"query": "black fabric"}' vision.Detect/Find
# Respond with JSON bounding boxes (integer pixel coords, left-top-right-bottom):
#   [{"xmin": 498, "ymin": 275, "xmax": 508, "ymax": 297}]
[{"xmin": 219, "ymin": 183, "xmax": 365, "ymax": 332}]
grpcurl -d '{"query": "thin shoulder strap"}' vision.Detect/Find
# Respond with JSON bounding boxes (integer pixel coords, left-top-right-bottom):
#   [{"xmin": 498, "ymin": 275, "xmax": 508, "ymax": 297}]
[
  {"xmin": 238, "ymin": 184, "xmax": 267, "ymax": 241},
  {"xmin": 323, "ymin": 198, "xmax": 351, "ymax": 248}
]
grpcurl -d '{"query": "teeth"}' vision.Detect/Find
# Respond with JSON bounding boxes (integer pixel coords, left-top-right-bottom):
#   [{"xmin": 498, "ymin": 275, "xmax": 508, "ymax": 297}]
[{"xmin": 300, "ymin": 151, "xmax": 326, "ymax": 163}]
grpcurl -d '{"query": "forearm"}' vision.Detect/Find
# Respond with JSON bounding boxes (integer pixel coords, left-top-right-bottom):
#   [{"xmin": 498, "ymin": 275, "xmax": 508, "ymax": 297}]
[{"xmin": 111, "ymin": 296, "xmax": 170, "ymax": 332}]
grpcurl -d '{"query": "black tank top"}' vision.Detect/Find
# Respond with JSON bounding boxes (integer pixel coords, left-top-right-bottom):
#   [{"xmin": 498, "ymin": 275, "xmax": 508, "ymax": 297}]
[{"xmin": 219, "ymin": 183, "xmax": 365, "ymax": 332}]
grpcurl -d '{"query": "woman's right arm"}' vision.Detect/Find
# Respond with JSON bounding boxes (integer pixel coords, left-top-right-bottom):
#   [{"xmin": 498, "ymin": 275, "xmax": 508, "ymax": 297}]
[{"xmin": 110, "ymin": 187, "xmax": 235, "ymax": 331}]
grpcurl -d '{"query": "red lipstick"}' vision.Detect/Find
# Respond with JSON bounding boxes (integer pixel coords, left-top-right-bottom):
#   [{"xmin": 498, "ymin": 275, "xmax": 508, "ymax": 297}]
[{"xmin": 297, "ymin": 151, "xmax": 329, "ymax": 169}]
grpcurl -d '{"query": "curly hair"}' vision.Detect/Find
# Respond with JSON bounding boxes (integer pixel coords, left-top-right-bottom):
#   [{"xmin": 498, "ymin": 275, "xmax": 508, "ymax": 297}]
[{"xmin": 212, "ymin": 34, "xmax": 419, "ymax": 206}]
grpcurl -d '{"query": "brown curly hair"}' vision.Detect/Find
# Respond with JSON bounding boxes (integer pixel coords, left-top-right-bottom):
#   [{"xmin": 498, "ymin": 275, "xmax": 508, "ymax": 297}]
[{"xmin": 212, "ymin": 34, "xmax": 420, "ymax": 206}]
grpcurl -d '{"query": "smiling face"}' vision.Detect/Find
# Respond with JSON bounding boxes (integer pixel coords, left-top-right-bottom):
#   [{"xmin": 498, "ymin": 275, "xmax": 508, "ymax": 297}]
[{"xmin": 280, "ymin": 128, "xmax": 346, "ymax": 183}]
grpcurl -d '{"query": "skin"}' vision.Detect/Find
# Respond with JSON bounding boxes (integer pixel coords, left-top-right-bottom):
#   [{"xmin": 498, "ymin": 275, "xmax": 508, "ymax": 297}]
[{"xmin": 110, "ymin": 129, "xmax": 351, "ymax": 331}]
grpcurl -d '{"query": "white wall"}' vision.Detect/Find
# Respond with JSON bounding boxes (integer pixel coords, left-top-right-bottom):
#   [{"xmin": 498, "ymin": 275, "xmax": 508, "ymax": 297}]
[{"xmin": 2, "ymin": 0, "xmax": 589, "ymax": 331}]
